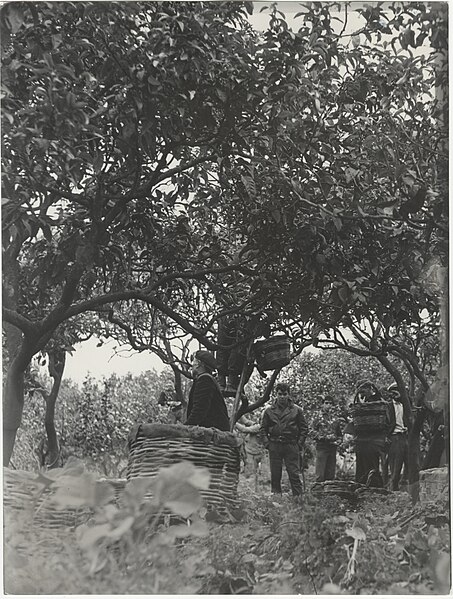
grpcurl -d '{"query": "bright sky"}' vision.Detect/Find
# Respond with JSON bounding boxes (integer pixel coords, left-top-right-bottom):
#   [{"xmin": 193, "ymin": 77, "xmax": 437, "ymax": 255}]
[{"xmin": 63, "ymin": 337, "xmax": 166, "ymax": 384}]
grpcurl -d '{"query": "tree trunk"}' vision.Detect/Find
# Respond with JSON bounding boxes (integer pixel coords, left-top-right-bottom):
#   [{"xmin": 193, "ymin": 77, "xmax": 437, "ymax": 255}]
[
  {"xmin": 172, "ymin": 364, "xmax": 186, "ymax": 409},
  {"xmin": 3, "ymin": 358, "xmax": 26, "ymax": 466},
  {"xmin": 442, "ymin": 406, "xmax": 449, "ymax": 466},
  {"xmin": 44, "ymin": 350, "xmax": 66, "ymax": 468},
  {"xmin": 422, "ymin": 425, "xmax": 445, "ymax": 469},
  {"xmin": 407, "ymin": 407, "xmax": 427, "ymax": 505}
]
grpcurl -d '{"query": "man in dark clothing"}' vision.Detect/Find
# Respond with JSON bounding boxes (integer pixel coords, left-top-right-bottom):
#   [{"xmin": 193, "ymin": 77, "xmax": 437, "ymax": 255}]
[
  {"xmin": 185, "ymin": 350, "xmax": 230, "ymax": 431},
  {"xmin": 348, "ymin": 381, "xmax": 391, "ymax": 487},
  {"xmin": 312, "ymin": 395, "xmax": 344, "ymax": 482},
  {"xmin": 216, "ymin": 315, "xmax": 247, "ymax": 396},
  {"xmin": 386, "ymin": 383, "xmax": 409, "ymax": 491},
  {"xmin": 259, "ymin": 382, "xmax": 308, "ymax": 497}
]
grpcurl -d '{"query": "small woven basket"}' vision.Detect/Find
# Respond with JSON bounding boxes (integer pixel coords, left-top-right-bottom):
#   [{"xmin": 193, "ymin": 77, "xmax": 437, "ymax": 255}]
[
  {"xmin": 127, "ymin": 423, "xmax": 242, "ymax": 514},
  {"xmin": 351, "ymin": 401, "xmax": 388, "ymax": 433},
  {"xmin": 253, "ymin": 335, "xmax": 291, "ymax": 371}
]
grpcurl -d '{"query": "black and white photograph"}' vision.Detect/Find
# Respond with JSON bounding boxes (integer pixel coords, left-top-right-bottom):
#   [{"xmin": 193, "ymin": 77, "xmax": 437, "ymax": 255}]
[{"xmin": 1, "ymin": 1, "xmax": 449, "ymax": 595}]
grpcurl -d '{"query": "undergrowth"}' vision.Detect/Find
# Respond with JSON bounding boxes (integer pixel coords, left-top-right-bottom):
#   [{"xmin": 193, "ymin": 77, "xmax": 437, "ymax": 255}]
[{"xmin": 4, "ymin": 461, "xmax": 450, "ymax": 595}]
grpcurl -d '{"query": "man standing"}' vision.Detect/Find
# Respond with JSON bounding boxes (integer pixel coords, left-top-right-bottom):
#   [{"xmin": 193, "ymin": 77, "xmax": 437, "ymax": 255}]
[
  {"xmin": 185, "ymin": 350, "xmax": 230, "ymax": 431},
  {"xmin": 349, "ymin": 381, "xmax": 391, "ymax": 487},
  {"xmin": 235, "ymin": 414, "xmax": 264, "ymax": 490},
  {"xmin": 259, "ymin": 382, "xmax": 308, "ymax": 498},
  {"xmin": 386, "ymin": 383, "xmax": 409, "ymax": 491},
  {"xmin": 312, "ymin": 395, "xmax": 344, "ymax": 482}
]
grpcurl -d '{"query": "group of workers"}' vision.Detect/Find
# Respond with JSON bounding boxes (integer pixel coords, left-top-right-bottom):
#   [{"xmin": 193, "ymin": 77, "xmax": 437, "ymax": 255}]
[{"xmin": 184, "ymin": 349, "xmax": 409, "ymax": 500}]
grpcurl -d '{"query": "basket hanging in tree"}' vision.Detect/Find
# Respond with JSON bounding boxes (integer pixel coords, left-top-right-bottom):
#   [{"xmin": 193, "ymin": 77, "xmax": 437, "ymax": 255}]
[
  {"xmin": 253, "ymin": 335, "xmax": 291, "ymax": 371},
  {"xmin": 126, "ymin": 423, "xmax": 242, "ymax": 515}
]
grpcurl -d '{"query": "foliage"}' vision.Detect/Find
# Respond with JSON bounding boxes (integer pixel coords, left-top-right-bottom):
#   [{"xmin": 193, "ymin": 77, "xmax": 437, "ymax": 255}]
[
  {"xmin": 5, "ymin": 458, "xmax": 211, "ymax": 594},
  {"xmin": 243, "ymin": 347, "xmax": 394, "ymax": 434},
  {"xmin": 13, "ymin": 368, "xmax": 176, "ymax": 474},
  {"xmin": 284, "ymin": 348, "xmax": 394, "ymax": 406},
  {"xmin": 1, "ymin": 1, "xmax": 447, "ymax": 467},
  {"xmin": 3, "ymin": 456, "xmax": 450, "ymax": 595}
]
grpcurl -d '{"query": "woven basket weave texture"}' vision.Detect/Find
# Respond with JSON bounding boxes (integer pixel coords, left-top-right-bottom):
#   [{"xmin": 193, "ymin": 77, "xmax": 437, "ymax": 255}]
[
  {"xmin": 127, "ymin": 423, "xmax": 241, "ymax": 513},
  {"xmin": 4, "ymin": 468, "xmax": 126, "ymax": 531},
  {"xmin": 253, "ymin": 335, "xmax": 291, "ymax": 371},
  {"xmin": 4, "ymin": 468, "xmax": 91, "ymax": 530},
  {"xmin": 351, "ymin": 401, "xmax": 388, "ymax": 433}
]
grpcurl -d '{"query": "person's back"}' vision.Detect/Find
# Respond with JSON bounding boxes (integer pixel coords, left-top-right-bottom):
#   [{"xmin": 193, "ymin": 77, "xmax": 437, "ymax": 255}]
[
  {"xmin": 350, "ymin": 381, "xmax": 390, "ymax": 486},
  {"xmin": 185, "ymin": 351, "xmax": 230, "ymax": 431}
]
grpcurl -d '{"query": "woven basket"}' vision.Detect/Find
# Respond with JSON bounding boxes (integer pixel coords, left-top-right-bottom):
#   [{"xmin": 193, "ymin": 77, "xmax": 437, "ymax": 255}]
[
  {"xmin": 127, "ymin": 423, "xmax": 242, "ymax": 514},
  {"xmin": 351, "ymin": 401, "xmax": 388, "ymax": 433},
  {"xmin": 253, "ymin": 335, "xmax": 291, "ymax": 371},
  {"xmin": 3, "ymin": 468, "xmax": 91, "ymax": 530},
  {"xmin": 4, "ymin": 468, "xmax": 126, "ymax": 531}
]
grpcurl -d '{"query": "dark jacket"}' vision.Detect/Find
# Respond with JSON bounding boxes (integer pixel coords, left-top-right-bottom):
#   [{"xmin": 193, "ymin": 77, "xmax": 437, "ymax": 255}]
[
  {"xmin": 259, "ymin": 401, "xmax": 308, "ymax": 447},
  {"xmin": 185, "ymin": 373, "xmax": 230, "ymax": 431},
  {"xmin": 312, "ymin": 408, "xmax": 344, "ymax": 445}
]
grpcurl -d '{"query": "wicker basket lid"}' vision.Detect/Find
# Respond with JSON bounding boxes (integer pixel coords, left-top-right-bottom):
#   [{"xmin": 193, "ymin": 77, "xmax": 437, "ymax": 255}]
[{"xmin": 128, "ymin": 423, "xmax": 242, "ymax": 448}]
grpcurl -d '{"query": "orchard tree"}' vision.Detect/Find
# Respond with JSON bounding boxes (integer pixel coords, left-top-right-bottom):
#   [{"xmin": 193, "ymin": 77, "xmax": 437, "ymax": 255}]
[
  {"xmin": 26, "ymin": 313, "xmax": 109, "ymax": 468},
  {"xmin": 1, "ymin": 1, "xmax": 267, "ymax": 464},
  {"xmin": 2, "ymin": 2, "xmax": 447, "ymax": 465},
  {"xmin": 315, "ymin": 299, "xmax": 446, "ymax": 498},
  {"xmin": 14, "ymin": 368, "xmax": 175, "ymax": 473}
]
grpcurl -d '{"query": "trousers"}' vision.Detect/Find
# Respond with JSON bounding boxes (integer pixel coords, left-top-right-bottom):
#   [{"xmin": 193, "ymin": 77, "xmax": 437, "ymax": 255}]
[
  {"xmin": 388, "ymin": 432, "xmax": 408, "ymax": 490},
  {"xmin": 268, "ymin": 440, "xmax": 303, "ymax": 496},
  {"xmin": 355, "ymin": 436, "xmax": 385, "ymax": 485},
  {"xmin": 315, "ymin": 442, "xmax": 337, "ymax": 482}
]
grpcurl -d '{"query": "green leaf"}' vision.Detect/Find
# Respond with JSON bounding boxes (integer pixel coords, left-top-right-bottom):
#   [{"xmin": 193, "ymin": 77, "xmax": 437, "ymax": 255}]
[
  {"xmin": 346, "ymin": 525, "xmax": 366, "ymax": 540},
  {"xmin": 185, "ymin": 466, "xmax": 211, "ymax": 491},
  {"xmin": 77, "ymin": 522, "xmax": 111, "ymax": 549},
  {"xmin": 5, "ymin": 5, "xmax": 25, "ymax": 34},
  {"xmin": 154, "ymin": 462, "xmax": 210, "ymax": 517},
  {"xmin": 163, "ymin": 484, "xmax": 202, "ymax": 518},
  {"xmin": 338, "ymin": 286, "xmax": 349, "ymax": 303},
  {"xmin": 94, "ymin": 481, "xmax": 116, "ymax": 507},
  {"xmin": 106, "ymin": 516, "xmax": 134, "ymax": 539},
  {"xmin": 51, "ymin": 472, "xmax": 97, "ymax": 508}
]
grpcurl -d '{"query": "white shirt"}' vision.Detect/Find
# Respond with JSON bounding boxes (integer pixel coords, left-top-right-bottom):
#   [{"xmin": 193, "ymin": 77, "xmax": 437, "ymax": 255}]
[{"xmin": 392, "ymin": 400, "xmax": 407, "ymax": 434}]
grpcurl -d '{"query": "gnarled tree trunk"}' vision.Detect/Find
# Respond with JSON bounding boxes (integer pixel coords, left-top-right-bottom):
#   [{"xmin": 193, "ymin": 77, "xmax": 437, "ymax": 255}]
[{"xmin": 3, "ymin": 354, "xmax": 26, "ymax": 466}]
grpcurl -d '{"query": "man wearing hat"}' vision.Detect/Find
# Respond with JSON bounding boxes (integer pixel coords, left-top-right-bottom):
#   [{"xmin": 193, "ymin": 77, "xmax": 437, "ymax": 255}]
[
  {"xmin": 386, "ymin": 383, "xmax": 410, "ymax": 491},
  {"xmin": 185, "ymin": 350, "xmax": 230, "ymax": 431}
]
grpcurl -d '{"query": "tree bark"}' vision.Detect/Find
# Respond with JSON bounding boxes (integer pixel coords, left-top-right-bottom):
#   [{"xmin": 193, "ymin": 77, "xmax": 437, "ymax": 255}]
[
  {"xmin": 3, "ymin": 357, "xmax": 26, "ymax": 466},
  {"xmin": 44, "ymin": 350, "xmax": 66, "ymax": 468},
  {"xmin": 407, "ymin": 407, "xmax": 427, "ymax": 505},
  {"xmin": 171, "ymin": 364, "xmax": 186, "ymax": 409}
]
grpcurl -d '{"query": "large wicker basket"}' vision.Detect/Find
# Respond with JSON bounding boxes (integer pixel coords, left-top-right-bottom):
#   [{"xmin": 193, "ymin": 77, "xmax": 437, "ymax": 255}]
[
  {"xmin": 253, "ymin": 335, "xmax": 291, "ymax": 371},
  {"xmin": 351, "ymin": 401, "xmax": 388, "ymax": 433},
  {"xmin": 127, "ymin": 423, "xmax": 242, "ymax": 514},
  {"xmin": 3, "ymin": 468, "xmax": 90, "ymax": 530},
  {"xmin": 4, "ymin": 468, "xmax": 126, "ymax": 531}
]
